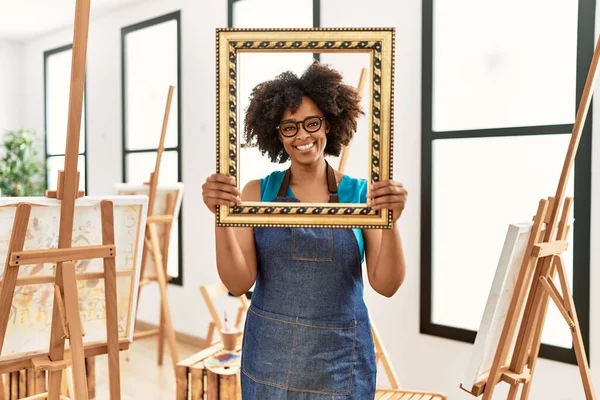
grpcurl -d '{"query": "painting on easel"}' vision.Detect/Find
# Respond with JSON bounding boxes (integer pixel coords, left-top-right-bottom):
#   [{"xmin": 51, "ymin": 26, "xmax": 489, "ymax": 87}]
[
  {"xmin": 462, "ymin": 222, "xmax": 536, "ymax": 391},
  {"xmin": 0, "ymin": 195, "xmax": 148, "ymax": 362},
  {"xmin": 113, "ymin": 183, "xmax": 183, "ymax": 278}
]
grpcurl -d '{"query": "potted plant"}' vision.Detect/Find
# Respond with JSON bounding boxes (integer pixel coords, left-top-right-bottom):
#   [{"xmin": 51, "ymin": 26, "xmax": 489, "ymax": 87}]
[{"xmin": 0, "ymin": 128, "xmax": 47, "ymax": 197}]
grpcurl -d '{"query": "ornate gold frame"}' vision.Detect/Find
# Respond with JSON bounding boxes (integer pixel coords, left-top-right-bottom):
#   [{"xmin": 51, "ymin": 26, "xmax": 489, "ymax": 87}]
[{"xmin": 215, "ymin": 28, "xmax": 395, "ymax": 228}]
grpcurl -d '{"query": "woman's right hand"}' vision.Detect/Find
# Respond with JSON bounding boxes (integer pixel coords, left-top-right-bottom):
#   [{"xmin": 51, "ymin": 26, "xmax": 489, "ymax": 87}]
[{"xmin": 202, "ymin": 173, "xmax": 241, "ymax": 214}]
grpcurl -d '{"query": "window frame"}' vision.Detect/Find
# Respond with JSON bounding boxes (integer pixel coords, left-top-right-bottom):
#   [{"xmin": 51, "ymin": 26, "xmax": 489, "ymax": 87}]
[
  {"xmin": 43, "ymin": 43, "xmax": 89, "ymax": 194},
  {"xmin": 121, "ymin": 11, "xmax": 183, "ymax": 286},
  {"xmin": 420, "ymin": 0, "xmax": 594, "ymax": 365}
]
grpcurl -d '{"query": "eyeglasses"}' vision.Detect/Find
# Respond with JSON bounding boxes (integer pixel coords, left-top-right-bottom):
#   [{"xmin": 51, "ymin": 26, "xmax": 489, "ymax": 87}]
[{"xmin": 276, "ymin": 115, "xmax": 325, "ymax": 137}]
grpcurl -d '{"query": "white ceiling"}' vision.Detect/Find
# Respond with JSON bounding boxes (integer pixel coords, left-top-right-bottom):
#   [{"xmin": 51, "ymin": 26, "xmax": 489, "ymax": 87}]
[{"xmin": 0, "ymin": 0, "xmax": 149, "ymax": 42}]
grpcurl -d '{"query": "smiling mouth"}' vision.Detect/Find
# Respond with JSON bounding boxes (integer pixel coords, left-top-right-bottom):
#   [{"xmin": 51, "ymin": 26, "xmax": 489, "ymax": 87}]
[{"xmin": 294, "ymin": 142, "xmax": 315, "ymax": 151}]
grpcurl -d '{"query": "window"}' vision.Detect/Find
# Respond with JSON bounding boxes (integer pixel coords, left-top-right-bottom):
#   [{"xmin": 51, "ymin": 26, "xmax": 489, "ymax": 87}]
[
  {"xmin": 421, "ymin": 0, "xmax": 593, "ymax": 365},
  {"xmin": 44, "ymin": 44, "xmax": 87, "ymax": 193},
  {"xmin": 121, "ymin": 11, "xmax": 183, "ymax": 285},
  {"xmin": 229, "ymin": 0, "xmax": 320, "ymax": 189}
]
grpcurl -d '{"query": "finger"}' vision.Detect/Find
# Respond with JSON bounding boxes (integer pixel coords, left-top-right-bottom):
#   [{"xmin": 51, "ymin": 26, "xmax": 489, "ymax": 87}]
[
  {"xmin": 203, "ymin": 191, "xmax": 241, "ymax": 204},
  {"xmin": 203, "ymin": 181, "xmax": 241, "ymax": 196},
  {"xmin": 207, "ymin": 173, "xmax": 236, "ymax": 185},
  {"xmin": 369, "ymin": 180, "xmax": 403, "ymax": 191},
  {"xmin": 367, "ymin": 195, "xmax": 406, "ymax": 207},
  {"xmin": 204, "ymin": 197, "xmax": 237, "ymax": 207},
  {"xmin": 368, "ymin": 185, "xmax": 407, "ymax": 199}
]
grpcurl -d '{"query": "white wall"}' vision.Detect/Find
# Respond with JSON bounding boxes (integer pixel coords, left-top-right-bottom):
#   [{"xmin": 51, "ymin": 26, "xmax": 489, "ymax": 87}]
[
  {"xmin": 17, "ymin": 0, "xmax": 600, "ymax": 399},
  {"xmin": 0, "ymin": 40, "xmax": 23, "ymax": 134}
]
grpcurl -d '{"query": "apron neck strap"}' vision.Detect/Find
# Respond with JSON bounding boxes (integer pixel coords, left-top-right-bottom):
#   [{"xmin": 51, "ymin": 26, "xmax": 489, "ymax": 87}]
[{"xmin": 276, "ymin": 160, "xmax": 339, "ymax": 203}]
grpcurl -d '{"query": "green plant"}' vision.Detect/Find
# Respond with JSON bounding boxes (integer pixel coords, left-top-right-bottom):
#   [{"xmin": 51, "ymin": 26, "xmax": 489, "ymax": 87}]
[{"xmin": 0, "ymin": 128, "xmax": 47, "ymax": 196}]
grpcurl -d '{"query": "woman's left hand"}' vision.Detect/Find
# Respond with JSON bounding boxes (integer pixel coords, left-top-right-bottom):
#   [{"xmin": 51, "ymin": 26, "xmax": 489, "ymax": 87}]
[{"xmin": 367, "ymin": 180, "xmax": 407, "ymax": 223}]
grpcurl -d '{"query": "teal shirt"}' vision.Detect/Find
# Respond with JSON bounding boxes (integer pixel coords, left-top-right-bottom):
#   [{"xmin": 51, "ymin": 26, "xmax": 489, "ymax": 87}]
[{"xmin": 259, "ymin": 170, "xmax": 368, "ymax": 263}]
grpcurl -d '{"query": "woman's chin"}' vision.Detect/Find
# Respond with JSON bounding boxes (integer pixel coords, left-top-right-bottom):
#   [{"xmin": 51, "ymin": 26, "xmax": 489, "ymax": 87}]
[{"xmin": 291, "ymin": 152, "xmax": 323, "ymax": 166}]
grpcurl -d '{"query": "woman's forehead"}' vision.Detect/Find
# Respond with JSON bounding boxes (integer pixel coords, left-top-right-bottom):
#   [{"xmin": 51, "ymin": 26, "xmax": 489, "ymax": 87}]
[{"xmin": 281, "ymin": 96, "xmax": 322, "ymax": 120}]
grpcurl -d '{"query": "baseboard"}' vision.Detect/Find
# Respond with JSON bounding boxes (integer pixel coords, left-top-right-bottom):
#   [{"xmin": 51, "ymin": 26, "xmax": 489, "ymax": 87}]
[{"xmin": 134, "ymin": 320, "xmax": 206, "ymax": 348}]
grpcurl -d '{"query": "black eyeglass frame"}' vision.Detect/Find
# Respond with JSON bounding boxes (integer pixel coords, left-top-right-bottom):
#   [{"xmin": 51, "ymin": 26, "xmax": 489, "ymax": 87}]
[{"xmin": 276, "ymin": 115, "xmax": 326, "ymax": 137}]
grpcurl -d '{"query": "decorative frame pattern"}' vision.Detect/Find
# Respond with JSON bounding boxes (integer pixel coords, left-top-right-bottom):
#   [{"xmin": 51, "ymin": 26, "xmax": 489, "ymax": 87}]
[{"xmin": 216, "ymin": 28, "xmax": 395, "ymax": 228}]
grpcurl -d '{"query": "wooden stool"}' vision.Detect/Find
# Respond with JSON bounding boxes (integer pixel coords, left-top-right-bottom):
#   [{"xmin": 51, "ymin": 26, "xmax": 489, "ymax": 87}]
[{"xmin": 176, "ymin": 340, "xmax": 242, "ymax": 400}]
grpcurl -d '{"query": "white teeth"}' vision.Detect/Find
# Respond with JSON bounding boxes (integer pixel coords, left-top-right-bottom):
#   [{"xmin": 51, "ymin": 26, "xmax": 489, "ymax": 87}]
[{"xmin": 296, "ymin": 142, "xmax": 315, "ymax": 150}]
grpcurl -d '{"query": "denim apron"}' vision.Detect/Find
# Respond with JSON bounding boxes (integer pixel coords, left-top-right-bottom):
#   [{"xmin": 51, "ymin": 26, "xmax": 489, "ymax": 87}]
[{"xmin": 241, "ymin": 162, "xmax": 377, "ymax": 399}]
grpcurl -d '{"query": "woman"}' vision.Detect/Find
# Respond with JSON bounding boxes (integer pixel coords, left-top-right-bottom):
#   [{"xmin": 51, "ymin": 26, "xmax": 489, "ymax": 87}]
[{"xmin": 202, "ymin": 62, "xmax": 407, "ymax": 399}]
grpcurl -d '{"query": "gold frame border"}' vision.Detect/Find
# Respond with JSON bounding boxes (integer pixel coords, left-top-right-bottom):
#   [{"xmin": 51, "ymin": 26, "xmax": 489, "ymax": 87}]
[{"xmin": 215, "ymin": 28, "xmax": 395, "ymax": 229}]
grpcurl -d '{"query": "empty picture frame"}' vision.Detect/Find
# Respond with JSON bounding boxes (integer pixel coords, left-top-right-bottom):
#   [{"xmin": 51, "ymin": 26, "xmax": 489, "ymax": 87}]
[
  {"xmin": 215, "ymin": 27, "xmax": 395, "ymax": 228},
  {"xmin": 0, "ymin": 195, "xmax": 148, "ymax": 362}
]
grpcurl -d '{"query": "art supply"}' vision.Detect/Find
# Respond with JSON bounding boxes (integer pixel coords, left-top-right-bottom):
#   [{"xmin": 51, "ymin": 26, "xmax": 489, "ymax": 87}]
[
  {"xmin": 220, "ymin": 312, "xmax": 239, "ymax": 352},
  {"xmin": 204, "ymin": 352, "xmax": 241, "ymax": 375}
]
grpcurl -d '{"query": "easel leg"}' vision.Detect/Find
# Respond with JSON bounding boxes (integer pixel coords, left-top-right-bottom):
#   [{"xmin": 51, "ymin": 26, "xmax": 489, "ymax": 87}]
[
  {"xmin": 555, "ymin": 257, "xmax": 595, "ymax": 399},
  {"xmin": 134, "ymin": 228, "xmax": 150, "ymax": 325},
  {"xmin": 148, "ymin": 224, "xmax": 179, "ymax": 371},
  {"xmin": 158, "ymin": 192, "xmax": 175, "ymax": 366},
  {"xmin": 61, "ymin": 261, "xmax": 88, "ymax": 400},
  {"xmin": 507, "ymin": 384, "xmax": 520, "ymax": 400},
  {"xmin": 518, "ymin": 258, "xmax": 558, "ymax": 400},
  {"xmin": 158, "ymin": 307, "xmax": 165, "ymax": 366},
  {"xmin": 0, "ymin": 205, "xmax": 30, "ymax": 400},
  {"xmin": 85, "ymin": 358, "xmax": 95, "ymax": 399},
  {"xmin": 101, "ymin": 201, "xmax": 121, "ymax": 400}
]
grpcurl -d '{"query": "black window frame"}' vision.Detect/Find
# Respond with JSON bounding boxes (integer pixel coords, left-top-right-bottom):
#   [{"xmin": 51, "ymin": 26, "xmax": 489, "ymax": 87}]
[
  {"xmin": 121, "ymin": 11, "xmax": 183, "ymax": 286},
  {"xmin": 43, "ymin": 43, "xmax": 89, "ymax": 194},
  {"xmin": 420, "ymin": 0, "xmax": 594, "ymax": 365}
]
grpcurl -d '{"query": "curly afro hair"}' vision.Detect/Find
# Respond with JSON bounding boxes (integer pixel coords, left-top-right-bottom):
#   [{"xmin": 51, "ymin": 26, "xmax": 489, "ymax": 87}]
[{"xmin": 243, "ymin": 61, "xmax": 364, "ymax": 163}]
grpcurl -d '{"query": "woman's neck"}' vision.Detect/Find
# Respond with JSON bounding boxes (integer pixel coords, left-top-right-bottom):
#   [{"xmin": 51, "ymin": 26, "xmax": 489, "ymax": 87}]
[{"xmin": 289, "ymin": 158, "xmax": 327, "ymax": 186}]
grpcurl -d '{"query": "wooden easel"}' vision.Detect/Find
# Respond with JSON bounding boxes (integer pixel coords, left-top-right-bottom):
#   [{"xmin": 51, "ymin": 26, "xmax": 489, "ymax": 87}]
[
  {"xmin": 130, "ymin": 85, "xmax": 180, "ymax": 372},
  {"xmin": 461, "ymin": 35, "xmax": 600, "ymax": 400},
  {"xmin": 338, "ymin": 68, "xmax": 367, "ymax": 172},
  {"xmin": 0, "ymin": 0, "xmax": 122, "ymax": 399}
]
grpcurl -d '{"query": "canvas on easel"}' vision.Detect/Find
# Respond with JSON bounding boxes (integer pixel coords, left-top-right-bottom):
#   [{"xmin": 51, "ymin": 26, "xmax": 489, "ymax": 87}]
[
  {"xmin": 461, "ymin": 220, "xmax": 560, "ymax": 391},
  {"xmin": 460, "ymin": 33, "xmax": 600, "ymax": 400},
  {"xmin": 113, "ymin": 85, "xmax": 183, "ymax": 373},
  {"xmin": 0, "ymin": 196, "xmax": 148, "ymax": 361}
]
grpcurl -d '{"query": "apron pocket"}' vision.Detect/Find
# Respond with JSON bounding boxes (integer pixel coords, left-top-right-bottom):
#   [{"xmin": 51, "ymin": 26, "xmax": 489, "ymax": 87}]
[
  {"xmin": 291, "ymin": 228, "xmax": 333, "ymax": 262},
  {"xmin": 286, "ymin": 318, "xmax": 357, "ymax": 395},
  {"xmin": 242, "ymin": 306, "xmax": 295, "ymax": 388},
  {"xmin": 242, "ymin": 305, "xmax": 357, "ymax": 396}
]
